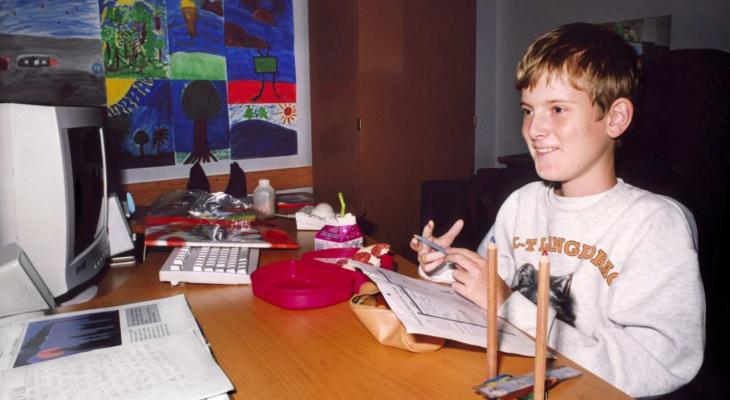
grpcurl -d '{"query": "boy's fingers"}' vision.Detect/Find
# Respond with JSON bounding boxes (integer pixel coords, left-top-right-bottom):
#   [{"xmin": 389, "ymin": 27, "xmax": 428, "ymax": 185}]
[
  {"xmin": 421, "ymin": 251, "xmax": 446, "ymax": 265},
  {"xmin": 441, "ymin": 219, "xmax": 464, "ymax": 242},
  {"xmin": 446, "ymin": 252, "xmax": 477, "ymax": 274},
  {"xmin": 447, "ymin": 247, "xmax": 482, "ymax": 264},
  {"xmin": 451, "ymin": 281, "xmax": 468, "ymax": 298},
  {"xmin": 421, "ymin": 220, "xmax": 435, "ymax": 238}
]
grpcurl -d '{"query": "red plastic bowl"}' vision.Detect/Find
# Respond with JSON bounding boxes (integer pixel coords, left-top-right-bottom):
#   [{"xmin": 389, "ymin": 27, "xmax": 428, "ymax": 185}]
[{"xmin": 251, "ymin": 259, "xmax": 355, "ymax": 310}]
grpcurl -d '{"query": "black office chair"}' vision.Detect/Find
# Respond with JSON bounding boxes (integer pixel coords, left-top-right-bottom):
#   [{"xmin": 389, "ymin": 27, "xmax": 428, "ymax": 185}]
[{"xmin": 616, "ymin": 48, "xmax": 730, "ymax": 399}]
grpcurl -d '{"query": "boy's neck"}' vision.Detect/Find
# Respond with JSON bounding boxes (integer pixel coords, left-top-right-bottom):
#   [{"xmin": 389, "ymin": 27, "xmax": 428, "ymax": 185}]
[{"xmin": 556, "ymin": 173, "xmax": 618, "ymax": 197}]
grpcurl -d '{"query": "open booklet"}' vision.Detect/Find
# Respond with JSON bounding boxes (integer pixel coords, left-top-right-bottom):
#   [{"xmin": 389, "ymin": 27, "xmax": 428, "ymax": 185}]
[
  {"xmin": 352, "ymin": 261, "xmax": 544, "ymax": 357},
  {"xmin": 0, "ymin": 295, "xmax": 233, "ymax": 400}
]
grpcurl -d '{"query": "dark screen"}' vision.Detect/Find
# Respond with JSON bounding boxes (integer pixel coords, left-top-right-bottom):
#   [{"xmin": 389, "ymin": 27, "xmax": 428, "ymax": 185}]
[{"xmin": 67, "ymin": 127, "xmax": 104, "ymax": 257}]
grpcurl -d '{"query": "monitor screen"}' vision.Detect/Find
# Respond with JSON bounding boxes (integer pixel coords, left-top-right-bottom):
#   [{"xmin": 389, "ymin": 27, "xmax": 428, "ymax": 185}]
[{"xmin": 68, "ymin": 126, "xmax": 105, "ymax": 258}]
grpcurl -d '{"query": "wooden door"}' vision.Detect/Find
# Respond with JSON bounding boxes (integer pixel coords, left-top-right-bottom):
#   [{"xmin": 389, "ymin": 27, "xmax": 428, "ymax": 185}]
[
  {"xmin": 358, "ymin": 0, "xmax": 476, "ymax": 258},
  {"xmin": 309, "ymin": 0, "xmax": 361, "ymax": 210},
  {"xmin": 309, "ymin": 0, "xmax": 475, "ymax": 259}
]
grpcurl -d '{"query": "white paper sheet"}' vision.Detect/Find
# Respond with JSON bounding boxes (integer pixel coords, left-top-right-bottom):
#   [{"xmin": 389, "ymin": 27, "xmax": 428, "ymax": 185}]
[
  {"xmin": 0, "ymin": 295, "xmax": 232, "ymax": 400},
  {"xmin": 354, "ymin": 262, "xmax": 539, "ymax": 356},
  {"xmin": 0, "ymin": 330, "xmax": 232, "ymax": 400},
  {"xmin": 0, "ymin": 295, "xmax": 202, "ymax": 371}
]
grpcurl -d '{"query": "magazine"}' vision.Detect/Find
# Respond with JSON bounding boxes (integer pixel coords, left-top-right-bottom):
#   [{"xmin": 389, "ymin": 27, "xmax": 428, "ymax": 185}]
[
  {"xmin": 144, "ymin": 220, "xmax": 298, "ymax": 249},
  {"xmin": 0, "ymin": 295, "xmax": 233, "ymax": 400}
]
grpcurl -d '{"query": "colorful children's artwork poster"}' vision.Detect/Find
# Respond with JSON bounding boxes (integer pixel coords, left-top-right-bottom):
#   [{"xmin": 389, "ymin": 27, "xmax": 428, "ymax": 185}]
[
  {"xmin": 601, "ymin": 15, "xmax": 671, "ymax": 55},
  {"xmin": 228, "ymin": 103, "xmax": 297, "ymax": 159},
  {"xmin": 166, "ymin": 0, "xmax": 227, "ymax": 80},
  {"xmin": 224, "ymin": 0, "xmax": 298, "ymax": 159},
  {"xmin": 3, "ymin": 0, "xmax": 299, "ymax": 169},
  {"xmin": 171, "ymin": 79, "xmax": 231, "ymax": 164},
  {"xmin": 98, "ymin": 0, "xmax": 170, "ymax": 79},
  {"xmin": 223, "ymin": 0, "xmax": 296, "ymax": 103},
  {"xmin": 0, "ymin": 0, "xmax": 105, "ymax": 106},
  {"xmin": 106, "ymin": 78, "xmax": 176, "ymax": 169}
]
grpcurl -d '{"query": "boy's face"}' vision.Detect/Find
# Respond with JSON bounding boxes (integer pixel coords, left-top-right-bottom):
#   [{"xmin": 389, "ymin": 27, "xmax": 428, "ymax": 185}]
[{"xmin": 520, "ymin": 72, "xmax": 617, "ymax": 196}]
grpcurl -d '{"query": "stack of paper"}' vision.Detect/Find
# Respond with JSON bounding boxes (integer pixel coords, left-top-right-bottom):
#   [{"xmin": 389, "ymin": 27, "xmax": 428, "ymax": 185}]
[{"xmin": 0, "ymin": 295, "xmax": 233, "ymax": 400}]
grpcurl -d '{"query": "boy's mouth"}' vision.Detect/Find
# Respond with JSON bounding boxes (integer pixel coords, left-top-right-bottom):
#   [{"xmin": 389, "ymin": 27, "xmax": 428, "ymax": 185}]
[{"xmin": 534, "ymin": 146, "xmax": 558, "ymax": 155}]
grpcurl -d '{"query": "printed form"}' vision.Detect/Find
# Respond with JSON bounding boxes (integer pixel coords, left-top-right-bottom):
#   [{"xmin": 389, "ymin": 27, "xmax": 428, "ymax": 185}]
[{"xmin": 354, "ymin": 262, "xmax": 539, "ymax": 356}]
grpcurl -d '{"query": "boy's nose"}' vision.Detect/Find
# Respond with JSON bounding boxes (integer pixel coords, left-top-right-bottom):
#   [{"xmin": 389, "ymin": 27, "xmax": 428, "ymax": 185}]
[{"xmin": 525, "ymin": 115, "xmax": 549, "ymax": 140}]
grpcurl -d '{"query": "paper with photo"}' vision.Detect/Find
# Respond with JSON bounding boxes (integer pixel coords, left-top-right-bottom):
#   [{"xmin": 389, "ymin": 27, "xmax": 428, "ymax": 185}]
[
  {"xmin": 0, "ymin": 329, "xmax": 232, "ymax": 400},
  {"xmin": 0, "ymin": 294, "xmax": 202, "ymax": 371}
]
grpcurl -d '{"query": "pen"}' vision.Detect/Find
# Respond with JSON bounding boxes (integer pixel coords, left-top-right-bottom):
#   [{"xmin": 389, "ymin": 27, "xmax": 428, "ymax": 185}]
[{"xmin": 413, "ymin": 234, "xmax": 448, "ymax": 254}]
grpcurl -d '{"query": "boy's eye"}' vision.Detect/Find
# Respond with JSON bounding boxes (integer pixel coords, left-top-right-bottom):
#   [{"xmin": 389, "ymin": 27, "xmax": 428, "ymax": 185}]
[
  {"xmin": 552, "ymin": 106, "xmax": 565, "ymax": 113},
  {"xmin": 521, "ymin": 108, "xmax": 532, "ymax": 116}
]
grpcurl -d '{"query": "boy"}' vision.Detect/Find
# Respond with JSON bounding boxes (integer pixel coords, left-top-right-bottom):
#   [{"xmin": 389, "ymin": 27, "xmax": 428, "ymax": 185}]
[{"xmin": 411, "ymin": 22, "xmax": 704, "ymax": 397}]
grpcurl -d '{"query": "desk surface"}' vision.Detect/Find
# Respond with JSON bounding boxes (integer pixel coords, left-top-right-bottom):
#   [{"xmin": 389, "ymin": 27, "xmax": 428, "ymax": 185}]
[{"xmin": 62, "ymin": 222, "xmax": 629, "ymax": 399}]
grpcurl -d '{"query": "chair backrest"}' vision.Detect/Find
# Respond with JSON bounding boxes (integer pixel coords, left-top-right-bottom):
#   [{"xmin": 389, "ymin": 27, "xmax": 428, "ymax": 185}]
[{"xmin": 616, "ymin": 48, "xmax": 730, "ymax": 395}]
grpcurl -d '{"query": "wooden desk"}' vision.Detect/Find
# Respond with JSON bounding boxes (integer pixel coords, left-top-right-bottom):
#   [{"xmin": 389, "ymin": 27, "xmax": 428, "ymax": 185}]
[{"xmin": 61, "ymin": 223, "xmax": 629, "ymax": 399}]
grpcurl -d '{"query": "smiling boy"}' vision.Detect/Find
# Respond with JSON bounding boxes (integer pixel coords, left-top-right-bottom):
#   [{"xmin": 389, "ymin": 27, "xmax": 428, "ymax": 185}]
[{"xmin": 411, "ymin": 23, "xmax": 705, "ymax": 397}]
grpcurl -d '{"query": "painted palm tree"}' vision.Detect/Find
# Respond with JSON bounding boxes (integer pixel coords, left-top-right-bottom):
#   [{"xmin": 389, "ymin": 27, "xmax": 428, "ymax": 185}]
[{"xmin": 151, "ymin": 126, "xmax": 169, "ymax": 153}]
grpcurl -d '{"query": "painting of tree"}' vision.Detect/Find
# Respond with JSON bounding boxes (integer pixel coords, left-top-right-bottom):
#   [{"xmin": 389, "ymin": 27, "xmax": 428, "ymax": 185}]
[
  {"xmin": 152, "ymin": 126, "xmax": 170, "ymax": 153},
  {"xmin": 181, "ymin": 80, "xmax": 222, "ymax": 164},
  {"xmin": 133, "ymin": 129, "xmax": 149, "ymax": 156},
  {"xmin": 99, "ymin": 0, "xmax": 169, "ymax": 78}
]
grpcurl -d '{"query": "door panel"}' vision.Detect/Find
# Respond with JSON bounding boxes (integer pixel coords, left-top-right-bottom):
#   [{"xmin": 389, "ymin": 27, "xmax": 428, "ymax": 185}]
[
  {"xmin": 358, "ymin": 0, "xmax": 476, "ymax": 258},
  {"xmin": 309, "ymin": 0, "xmax": 361, "ymax": 209}
]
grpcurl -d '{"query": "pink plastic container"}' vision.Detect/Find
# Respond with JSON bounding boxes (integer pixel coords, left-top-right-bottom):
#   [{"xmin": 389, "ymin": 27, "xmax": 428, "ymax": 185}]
[{"xmin": 251, "ymin": 259, "xmax": 355, "ymax": 310}]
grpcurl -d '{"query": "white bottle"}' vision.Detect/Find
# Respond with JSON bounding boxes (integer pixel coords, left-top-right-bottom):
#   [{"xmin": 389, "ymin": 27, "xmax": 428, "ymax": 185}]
[{"xmin": 253, "ymin": 179, "xmax": 276, "ymax": 217}]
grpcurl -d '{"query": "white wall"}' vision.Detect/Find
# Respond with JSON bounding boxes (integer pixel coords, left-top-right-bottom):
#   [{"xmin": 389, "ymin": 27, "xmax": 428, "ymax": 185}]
[
  {"xmin": 475, "ymin": 0, "xmax": 730, "ymax": 169},
  {"xmin": 122, "ymin": 0, "xmax": 312, "ymax": 183}
]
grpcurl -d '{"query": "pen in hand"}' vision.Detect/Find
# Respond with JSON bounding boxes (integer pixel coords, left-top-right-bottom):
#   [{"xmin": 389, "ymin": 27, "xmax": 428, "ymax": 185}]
[{"xmin": 413, "ymin": 234, "xmax": 448, "ymax": 255}]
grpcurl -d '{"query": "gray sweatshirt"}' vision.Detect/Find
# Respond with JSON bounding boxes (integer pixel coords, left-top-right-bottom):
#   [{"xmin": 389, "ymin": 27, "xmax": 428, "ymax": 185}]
[{"xmin": 421, "ymin": 180, "xmax": 705, "ymax": 397}]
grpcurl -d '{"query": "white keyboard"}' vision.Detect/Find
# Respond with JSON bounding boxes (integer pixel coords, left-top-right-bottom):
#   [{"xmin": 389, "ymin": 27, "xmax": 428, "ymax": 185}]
[{"xmin": 159, "ymin": 246, "xmax": 260, "ymax": 285}]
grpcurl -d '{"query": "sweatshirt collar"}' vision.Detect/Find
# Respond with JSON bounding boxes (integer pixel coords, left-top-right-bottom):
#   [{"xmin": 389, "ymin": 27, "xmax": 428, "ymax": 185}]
[{"xmin": 547, "ymin": 179, "xmax": 624, "ymax": 211}]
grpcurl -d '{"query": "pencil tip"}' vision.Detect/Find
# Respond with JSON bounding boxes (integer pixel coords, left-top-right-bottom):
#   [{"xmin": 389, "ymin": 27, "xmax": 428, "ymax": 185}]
[
  {"xmin": 541, "ymin": 250, "xmax": 548, "ymax": 256},
  {"xmin": 490, "ymin": 236, "xmax": 496, "ymax": 244}
]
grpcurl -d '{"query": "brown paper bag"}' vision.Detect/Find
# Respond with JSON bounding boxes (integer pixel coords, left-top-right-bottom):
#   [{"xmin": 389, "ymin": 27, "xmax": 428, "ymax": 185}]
[{"xmin": 349, "ymin": 282, "xmax": 445, "ymax": 352}]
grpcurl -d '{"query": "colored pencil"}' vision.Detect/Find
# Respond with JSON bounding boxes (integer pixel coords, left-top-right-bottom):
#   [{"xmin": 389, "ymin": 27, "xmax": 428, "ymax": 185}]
[
  {"xmin": 487, "ymin": 240, "xmax": 498, "ymax": 379},
  {"xmin": 534, "ymin": 251, "xmax": 551, "ymax": 399}
]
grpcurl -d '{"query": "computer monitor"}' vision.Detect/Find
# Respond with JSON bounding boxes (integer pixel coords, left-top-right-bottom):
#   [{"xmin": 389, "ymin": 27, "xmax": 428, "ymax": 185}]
[{"xmin": 0, "ymin": 103, "xmax": 109, "ymax": 303}]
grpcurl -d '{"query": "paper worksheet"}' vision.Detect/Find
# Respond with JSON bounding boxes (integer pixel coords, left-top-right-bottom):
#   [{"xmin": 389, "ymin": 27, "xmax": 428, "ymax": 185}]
[
  {"xmin": 354, "ymin": 261, "xmax": 538, "ymax": 356},
  {"xmin": 0, "ymin": 329, "xmax": 233, "ymax": 400}
]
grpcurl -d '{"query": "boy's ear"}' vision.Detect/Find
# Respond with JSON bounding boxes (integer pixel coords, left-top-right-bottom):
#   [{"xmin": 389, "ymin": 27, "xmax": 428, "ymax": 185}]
[{"xmin": 605, "ymin": 98, "xmax": 634, "ymax": 139}]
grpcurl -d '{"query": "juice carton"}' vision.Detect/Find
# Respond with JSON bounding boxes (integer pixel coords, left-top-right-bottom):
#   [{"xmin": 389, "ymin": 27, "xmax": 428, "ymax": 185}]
[{"xmin": 314, "ymin": 213, "xmax": 363, "ymax": 250}]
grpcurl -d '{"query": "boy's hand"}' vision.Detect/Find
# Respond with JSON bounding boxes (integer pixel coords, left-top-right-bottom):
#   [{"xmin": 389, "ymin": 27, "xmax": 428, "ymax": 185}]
[
  {"xmin": 445, "ymin": 247, "xmax": 512, "ymax": 310},
  {"xmin": 409, "ymin": 219, "xmax": 463, "ymax": 273}
]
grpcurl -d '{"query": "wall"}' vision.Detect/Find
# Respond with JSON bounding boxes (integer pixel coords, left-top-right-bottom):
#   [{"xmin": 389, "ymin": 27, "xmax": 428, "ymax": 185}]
[
  {"xmin": 120, "ymin": 0, "xmax": 312, "ymax": 184},
  {"xmin": 475, "ymin": 0, "xmax": 730, "ymax": 169}
]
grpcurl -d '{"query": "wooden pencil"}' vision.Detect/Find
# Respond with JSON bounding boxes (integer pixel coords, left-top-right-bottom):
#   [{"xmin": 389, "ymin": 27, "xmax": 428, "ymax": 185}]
[
  {"xmin": 534, "ymin": 251, "xmax": 551, "ymax": 399},
  {"xmin": 487, "ymin": 240, "xmax": 498, "ymax": 379}
]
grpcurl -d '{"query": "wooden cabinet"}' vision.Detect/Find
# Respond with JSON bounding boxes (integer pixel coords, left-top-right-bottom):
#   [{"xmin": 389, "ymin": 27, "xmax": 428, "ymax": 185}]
[{"xmin": 309, "ymin": 0, "xmax": 475, "ymax": 258}]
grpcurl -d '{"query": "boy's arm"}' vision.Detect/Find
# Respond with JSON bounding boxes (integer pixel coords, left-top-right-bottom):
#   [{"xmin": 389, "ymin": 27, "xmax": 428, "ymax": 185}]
[{"xmin": 498, "ymin": 206, "xmax": 705, "ymax": 398}]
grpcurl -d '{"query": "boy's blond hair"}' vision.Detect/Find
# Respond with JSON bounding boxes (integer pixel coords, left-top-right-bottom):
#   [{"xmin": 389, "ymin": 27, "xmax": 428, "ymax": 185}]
[{"xmin": 516, "ymin": 22, "xmax": 641, "ymax": 119}]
